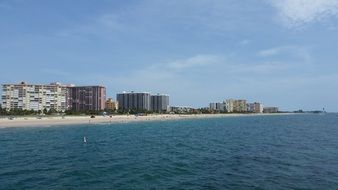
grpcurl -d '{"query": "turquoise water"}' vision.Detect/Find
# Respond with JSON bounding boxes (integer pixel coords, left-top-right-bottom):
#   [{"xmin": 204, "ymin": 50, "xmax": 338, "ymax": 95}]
[{"xmin": 1, "ymin": 114, "xmax": 338, "ymax": 189}]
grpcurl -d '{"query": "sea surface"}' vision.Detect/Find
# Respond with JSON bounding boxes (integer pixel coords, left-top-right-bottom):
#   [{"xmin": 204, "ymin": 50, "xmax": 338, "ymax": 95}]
[{"xmin": 1, "ymin": 114, "xmax": 338, "ymax": 190}]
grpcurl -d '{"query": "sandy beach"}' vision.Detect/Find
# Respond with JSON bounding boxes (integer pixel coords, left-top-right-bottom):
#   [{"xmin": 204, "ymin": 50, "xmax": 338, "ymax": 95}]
[{"xmin": 0, "ymin": 113, "xmax": 294, "ymax": 128}]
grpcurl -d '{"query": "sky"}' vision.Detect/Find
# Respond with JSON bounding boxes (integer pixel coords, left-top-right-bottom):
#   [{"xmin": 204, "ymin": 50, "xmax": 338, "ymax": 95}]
[{"xmin": 0, "ymin": 0, "xmax": 338, "ymax": 111}]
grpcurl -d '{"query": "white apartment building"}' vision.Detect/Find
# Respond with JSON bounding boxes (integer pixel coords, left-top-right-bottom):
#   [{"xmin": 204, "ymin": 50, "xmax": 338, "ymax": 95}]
[
  {"xmin": 225, "ymin": 99, "xmax": 235, "ymax": 112},
  {"xmin": 1, "ymin": 82, "xmax": 69, "ymax": 112}
]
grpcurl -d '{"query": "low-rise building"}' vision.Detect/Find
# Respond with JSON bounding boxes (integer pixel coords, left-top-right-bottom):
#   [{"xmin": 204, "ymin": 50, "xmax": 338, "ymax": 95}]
[
  {"xmin": 105, "ymin": 98, "xmax": 118, "ymax": 111},
  {"xmin": 263, "ymin": 107, "xmax": 279, "ymax": 113},
  {"xmin": 169, "ymin": 106, "xmax": 194, "ymax": 114}
]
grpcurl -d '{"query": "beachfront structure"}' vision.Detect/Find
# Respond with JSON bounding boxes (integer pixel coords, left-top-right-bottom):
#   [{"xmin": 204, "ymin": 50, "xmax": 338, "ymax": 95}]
[
  {"xmin": 169, "ymin": 106, "xmax": 194, "ymax": 114},
  {"xmin": 247, "ymin": 102, "xmax": 264, "ymax": 113},
  {"xmin": 116, "ymin": 92, "xmax": 170, "ymax": 112},
  {"xmin": 1, "ymin": 82, "xmax": 69, "ymax": 112},
  {"xmin": 225, "ymin": 99, "xmax": 235, "ymax": 112},
  {"xmin": 233, "ymin": 99, "xmax": 247, "ymax": 112},
  {"xmin": 151, "ymin": 94, "xmax": 169, "ymax": 113},
  {"xmin": 209, "ymin": 103, "xmax": 217, "ymax": 111},
  {"xmin": 209, "ymin": 102, "xmax": 226, "ymax": 112},
  {"xmin": 263, "ymin": 107, "xmax": 279, "ymax": 113},
  {"xmin": 105, "ymin": 98, "xmax": 118, "ymax": 111},
  {"xmin": 68, "ymin": 86, "xmax": 106, "ymax": 111},
  {"xmin": 225, "ymin": 99, "xmax": 247, "ymax": 113},
  {"xmin": 117, "ymin": 92, "xmax": 151, "ymax": 111}
]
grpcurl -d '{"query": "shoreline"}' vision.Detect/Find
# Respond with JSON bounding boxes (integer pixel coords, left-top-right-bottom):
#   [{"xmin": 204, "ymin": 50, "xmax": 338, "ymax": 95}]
[{"xmin": 0, "ymin": 113, "xmax": 298, "ymax": 128}]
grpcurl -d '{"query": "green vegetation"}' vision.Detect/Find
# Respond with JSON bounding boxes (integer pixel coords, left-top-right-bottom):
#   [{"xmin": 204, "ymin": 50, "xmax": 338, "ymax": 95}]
[
  {"xmin": 0, "ymin": 107, "xmax": 62, "ymax": 116},
  {"xmin": 0, "ymin": 108, "xmax": 38, "ymax": 116},
  {"xmin": 0, "ymin": 106, "xmax": 260, "ymax": 117}
]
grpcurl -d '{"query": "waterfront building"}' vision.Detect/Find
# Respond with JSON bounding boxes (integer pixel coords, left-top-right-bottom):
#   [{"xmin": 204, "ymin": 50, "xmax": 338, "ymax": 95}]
[
  {"xmin": 117, "ymin": 92, "xmax": 151, "ymax": 111},
  {"xmin": 247, "ymin": 102, "xmax": 264, "ymax": 113},
  {"xmin": 233, "ymin": 99, "xmax": 247, "ymax": 112},
  {"xmin": 105, "ymin": 98, "xmax": 118, "ymax": 111},
  {"xmin": 68, "ymin": 86, "xmax": 106, "ymax": 111},
  {"xmin": 209, "ymin": 102, "xmax": 226, "ymax": 112},
  {"xmin": 209, "ymin": 103, "xmax": 217, "ymax": 111},
  {"xmin": 225, "ymin": 99, "xmax": 235, "ymax": 112},
  {"xmin": 263, "ymin": 107, "xmax": 279, "ymax": 113},
  {"xmin": 1, "ymin": 82, "xmax": 69, "ymax": 112},
  {"xmin": 169, "ymin": 106, "xmax": 194, "ymax": 114},
  {"xmin": 225, "ymin": 99, "xmax": 247, "ymax": 112},
  {"xmin": 151, "ymin": 94, "xmax": 169, "ymax": 113}
]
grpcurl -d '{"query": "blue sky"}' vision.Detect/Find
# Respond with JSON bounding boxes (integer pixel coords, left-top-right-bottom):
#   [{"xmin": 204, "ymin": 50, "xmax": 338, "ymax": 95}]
[{"xmin": 1, "ymin": 0, "xmax": 338, "ymax": 111}]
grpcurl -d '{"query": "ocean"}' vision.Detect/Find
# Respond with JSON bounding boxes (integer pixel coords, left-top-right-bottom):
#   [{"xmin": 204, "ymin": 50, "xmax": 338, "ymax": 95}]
[{"xmin": 1, "ymin": 114, "xmax": 338, "ymax": 189}]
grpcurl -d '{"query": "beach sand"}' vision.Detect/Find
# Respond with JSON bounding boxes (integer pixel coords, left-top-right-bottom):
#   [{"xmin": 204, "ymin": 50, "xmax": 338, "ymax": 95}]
[{"xmin": 0, "ymin": 113, "xmax": 293, "ymax": 128}]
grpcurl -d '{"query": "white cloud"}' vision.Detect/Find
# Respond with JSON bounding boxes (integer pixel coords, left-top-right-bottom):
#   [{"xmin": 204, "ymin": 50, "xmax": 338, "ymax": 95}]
[
  {"xmin": 97, "ymin": 14, "xmax": 124, "ymax": 30},
  {"xmin": 269, "ymin": 0, "xmax": 338, "ymax": 27},
  {"xmin": 54, "ymin": 13, "xmax": 124, "ymax": 38},
  {"xmin": 258, "ymin": 46, "xmax": 312, "ymax": 64},
  {"xmin": 166, "ymin": 55, "xmax": 222, "ymax": 70},
  {"xmin": 258, "ymin": 48, "xmax": 281, "ymax": 57},
  {"xmin": 238, "ymin": 39, "xmax": 251, "ymax": 46}
]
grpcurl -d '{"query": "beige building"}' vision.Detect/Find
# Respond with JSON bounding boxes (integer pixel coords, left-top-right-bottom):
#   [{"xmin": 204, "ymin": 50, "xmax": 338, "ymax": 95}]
[
  {"xmin": 233, "ymin": 99, "xmax": 247, "ymax": 112},
  {"xmin": 105, "ymin": 98, "xmax": 118, "ymax": 111},
  {"xmin": 225, "ymin": 99, "xmax": 247, "ymax": 113},
  {"xmin": 1, "ymin": 82, "xmax": 69, "ymax": 112},
  {"xmin": 247, "ymin": 102, "xmax": 264, "ymax": 113}
]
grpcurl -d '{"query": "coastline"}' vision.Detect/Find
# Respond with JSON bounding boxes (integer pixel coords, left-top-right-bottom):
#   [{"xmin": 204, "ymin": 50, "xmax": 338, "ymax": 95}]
[{"xmin": 0, "ymin": 113, "xmax": 298, "ymax": 128}]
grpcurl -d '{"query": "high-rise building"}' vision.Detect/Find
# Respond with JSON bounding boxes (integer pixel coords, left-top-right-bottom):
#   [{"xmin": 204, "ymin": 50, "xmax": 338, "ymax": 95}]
[
  {"xmin": 209, "ymin": 103, "xmax": 217, "ymax": 111},
  {"xmin": 151, "ymin": 94, "xmax": 169, "ymax": 113},
  {"xmin": 209, "ymin": 102, "xmax": 226, "ymax": 112},
  {"xmin": 225, "ymin": 99, "xmax": 235, "ymax": 112},
  {"xmin": 1, "ymin": 82, "xmax": 69, "ymax": 112},
  {"xmin": 68, "ymin": 86, "xmax": 106, "ymax": 111},
  {"xmin": 116, "ymin": 92, "xmax": 151, "ymax": 111},
  {"xmin": 247, "ymin": 102, "xmax": 264, "ymax": 113},
  {"xmin": 233, "ymin": 99, "xmax": 247, "ymax": 112},
  {"xmin": 225, "ymin": 99, "xmax": 247, "ymax": 112},
  {"xmin": 105, "ymin": 98, "xmax": 118, "ymax": 111}
]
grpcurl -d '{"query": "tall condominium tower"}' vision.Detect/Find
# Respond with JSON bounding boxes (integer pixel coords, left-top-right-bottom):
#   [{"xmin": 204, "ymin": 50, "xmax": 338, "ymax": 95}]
[
  {"xmin": 225, "ymin": 99, "xmax": 248, "ymax": 113},
  {"xmin": 247, "ymin": 102, "xmax": 264, "ymax": 113},
  {"xmin": 116, "ymin": 92, "xmax": 151, "ymax": 111},
  {"xmin": 1, "ymin": 82, "xmax": 69, "ymax": 112},
  {"xmin": 151, "ymin": 94, "xmax": 169, "ymax": 113},
  {"xmin": 68, "ymin": 86, "xmax": 106, "ymax": 111}
]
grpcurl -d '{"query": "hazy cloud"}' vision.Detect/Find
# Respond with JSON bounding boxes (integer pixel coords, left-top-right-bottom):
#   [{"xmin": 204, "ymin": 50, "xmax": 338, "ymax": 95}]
[
  {"xmin": 258, "ymin": 46, "xmax": 312, "ymax": 63},
  {"xmin": 166, "ymin": 55, "xmax": 222, "ymax": 70},
  {"xmin": 55, "ymin": 13, "xmax": 124, "ymax": 38},
  {"xmin": 269, "ymin": 0, "xmax": 338, "ymax": 27}
]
